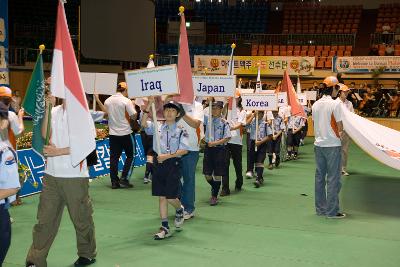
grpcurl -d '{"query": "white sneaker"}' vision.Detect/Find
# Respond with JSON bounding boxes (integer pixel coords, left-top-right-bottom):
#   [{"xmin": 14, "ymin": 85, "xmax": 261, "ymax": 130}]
[
  {"xmin": 143, "ymin": 177, "xmax": 151, "ymax": 184},
  {"xmin": 10, "ymin": 217, "xmax": 14, "ymax": 224},
  {"xmin": 154, "ymin": 226, "xmax": 171, "ymax": 240},
  {"xmin": 245, "ymin": 171, "xmax": 253, "ymax": 179},
  {"xmin": 183, "ymin": 211, "xmax": 195, "ymax": 220},
  {"xmin": 174, "ymin": 207, "xmax": 185, "ymax": 229},
  {"xmin": 342, "ymin": 171, "xmax": 350, "ymax": 176}
]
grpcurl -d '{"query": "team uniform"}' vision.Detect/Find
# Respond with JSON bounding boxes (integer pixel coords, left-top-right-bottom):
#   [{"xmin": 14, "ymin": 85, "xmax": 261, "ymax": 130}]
[
  {"xmin": 267, "ymin": 114, "xmax": 286, "ymax": 168},
  {"xmin": 287, "ymin": 115, "xmax": 305, "ymax": 160}
]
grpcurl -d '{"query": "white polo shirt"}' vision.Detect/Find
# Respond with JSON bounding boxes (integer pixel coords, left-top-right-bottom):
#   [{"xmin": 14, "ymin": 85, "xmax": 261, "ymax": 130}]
[
  {"xmin": 0, "ymin": 111, "xmax": 24, "ymax": 147},
  {"xmin": 177, "ymin": 101, "xmax": 204, "ymax": 151},
  {"xmin": 45, "ymin": 105, "xmax": 95, "ymax": 178},
  {"xmin": 336, "ymin": 98, "xmax": 354, "ymax": 113},
  {"xmin": 0, "ymin": 142, "xmax": 20, "ymax": 204},
  {"xmin": 312, "ymin": 95, "xmax": 343, "ymax": 147},
  {"xmin": 104, "ymin": 93, "xmax": 136, "ymax": 136},
  {"xmin": 228, "ymin": 109, "xmax": 247, "ymax": 145}
]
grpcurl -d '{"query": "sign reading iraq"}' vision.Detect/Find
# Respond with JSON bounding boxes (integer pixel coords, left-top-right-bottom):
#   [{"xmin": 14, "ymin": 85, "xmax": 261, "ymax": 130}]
[
  {"xmin": 125, "ymin": 64, "xmax": 179, "ymax": 98},
  {"xmin": 192, "ymin": 75, "xmax": 236, "ymax": 97},
  {"xmin": 241, "ymin": 93, "xmax": 278, "ymax": 111}
]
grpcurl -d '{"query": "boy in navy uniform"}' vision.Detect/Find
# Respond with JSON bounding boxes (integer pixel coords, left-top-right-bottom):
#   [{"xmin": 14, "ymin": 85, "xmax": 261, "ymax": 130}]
[
  {"xmin": 247, "ymin": 111, "xmax": 272, "ymax": 188},
  {"xmin": 267, "ymin": 110, "xmax": 286, "ymax": 169},
  {"xmin": 203, "ymin": 101, "xmax": 231, "ymax": 206},
  {"xmin": 287, "ymin": 115, "xmax": 305, "ymax": 160},
  {"xmin": 142, "ymin": 99, "xmax": 189, "ymax": 240},
  {"xmin": 0, "ymin": 102, "xmax": 22, "ymax": 265}
]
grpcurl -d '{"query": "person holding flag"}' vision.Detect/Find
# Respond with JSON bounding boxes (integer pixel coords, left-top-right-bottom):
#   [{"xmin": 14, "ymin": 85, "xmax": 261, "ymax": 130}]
[{"xmin": 26, "ymin": 1, "xmax": 97, "ymax": 266}]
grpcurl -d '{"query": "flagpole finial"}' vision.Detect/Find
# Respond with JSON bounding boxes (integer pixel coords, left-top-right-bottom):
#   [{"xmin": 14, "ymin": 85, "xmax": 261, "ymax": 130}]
[
  {"xmin": 231, "ymin": 43, "xmax": 236, "ymax": 49},
  {"xmin": 179, "ymin": 6, "xmax": 185, "ymax": 14},
  {"xmin": 149, "ymin": 54, "xmax": 154, "ymax": 60},
  {"xmin": 39, "ymin": 44, "xmax": 45, "ymax": 54}
]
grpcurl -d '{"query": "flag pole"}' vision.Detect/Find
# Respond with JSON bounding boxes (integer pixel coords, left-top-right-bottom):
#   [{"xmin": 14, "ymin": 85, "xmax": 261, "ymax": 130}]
[
  {"xmin": 255, "ymin": 62, "xmax": 261, "ymax": 152},
  {"xmin": 148, "ymin": 54, "xmax": 161, "ymax": 154},
  {"xmin": 37, "ymin": 44, "xmax": 51, "ymax": 146}
]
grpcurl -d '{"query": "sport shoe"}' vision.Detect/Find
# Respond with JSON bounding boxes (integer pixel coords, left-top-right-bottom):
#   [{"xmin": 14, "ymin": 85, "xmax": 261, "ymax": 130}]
[
  {"xmin": 174, "ymin": 207, "xmax": 185, "ymax": 229},
  {"xmin": 74, "ymin": 257, "xmax": 96, "ymax": 266},
  {"xmin": 219, "ymin": 190, "xmax": 230, "ymax": 197},
  {"xmin": 111, "ymin": 182, "xmax": 120, "ymax": 189},
  {"xmin": 245, "ymin": 171, "xmax": 253, "ymax": 179},
  {"xmin": 154, "ymin": 226, "xmax": 171, "ymax": 240},
  {"xmin": 26, "ymin": 262, "xmax": 36, "ymax": 267},
  {"xmin": 143, "ymin": 177, "xmax": 151, "ymax": 184},
  {"xmin": 120, "ymin": 179, "xmax": 133, "ymax": 188},
  {"xmin": 209, "ymin": 196, "xmax": 218, "ymax": 206},
  {"xmin": 254, "ymin": 179, "xmax": 261, "ymax": 188},
  {"xmin": 342, "ymin": 171, "xmax": 349, "ymax": 176},
  {"xmin": 183, "ymin": 211, "xmax": 195, "ymax": 220},
  {"xmin": 268, "ymin": 164, "xmax": 273, "ymax": 170},
  {"xmin": 327, "ymin": 213, "xmax": 347, "ymax": 219}
]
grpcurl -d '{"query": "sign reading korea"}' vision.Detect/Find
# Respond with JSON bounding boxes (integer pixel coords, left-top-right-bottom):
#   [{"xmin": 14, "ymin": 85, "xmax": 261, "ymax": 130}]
[
  {"xmin": 333, "ymin": 56, "xmax": 400, "ymax": 73},
  {"xmin": 194, "ymin": 55, "xmax": 315, "ymax": 76},
  {"xmin": 277, "ymin": 92, "xmax": 288, "ymax": 107},
  {"xmin": 125, "ymin": 64, "xmax": 179, "ymax": 98},
  {"xmin": 241, "ymin": 93, "xmax": 278, "ymax": 111},
  {"xmin": 193, "ymin": 75, "xmax": 236, "ymax": 97}
]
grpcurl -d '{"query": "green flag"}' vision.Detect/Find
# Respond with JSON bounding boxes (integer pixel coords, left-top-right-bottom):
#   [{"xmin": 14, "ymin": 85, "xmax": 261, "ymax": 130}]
[{"xmin": 22, "ymin": 53, "xmax": 45, "ymax": 156}]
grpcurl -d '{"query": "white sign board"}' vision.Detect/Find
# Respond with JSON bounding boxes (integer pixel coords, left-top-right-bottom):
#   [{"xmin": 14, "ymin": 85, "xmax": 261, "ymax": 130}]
[
  {"xmin": 241, "ymin": 93, "xmax": 278, "ymax": 111},
  {"xmin": 240, "ymin": 89, "xmax": 254, "ymax": 95},
  {"xmin": 125, "ymin": 64, "xmax": 179, "ymax": 98},
  {"xmin": 81, "ymin": 72, "xmax": 118, "ymax": 95},
  {"xmin": 297, "ymin": 93, "xmax": 307, "ymax": 106},
  {"xmin": 278, "ymin": 92, "xmax": 288, "ymax": 107},
  {"xmin": 193, "ymin": 75, "xmax": 236, "ymax": 97},
  {"xmin": 305, "ymin": 90, "xmax": 317, "ymax": 101}
]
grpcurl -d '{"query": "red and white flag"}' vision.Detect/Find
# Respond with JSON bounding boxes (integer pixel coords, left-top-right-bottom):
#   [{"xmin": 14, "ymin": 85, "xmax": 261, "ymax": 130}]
[
  {"xmin": 280, "ymin": 70, "xmax": 306, "ymax": 118},
  {"xmin": 50, "ymin": 0, "xmax": 96, "ymax": 167},
  {"xmin": 173, "ymin": 7, "xmax": 194, "ymax": 105}
]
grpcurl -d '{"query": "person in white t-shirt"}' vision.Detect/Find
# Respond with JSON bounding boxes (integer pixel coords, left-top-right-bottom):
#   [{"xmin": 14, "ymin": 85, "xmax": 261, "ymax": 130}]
[
  {"xmin": 221, "ymin": 97, "xmax": 246, "ymax": 196},
  {"xmin": 26, "ymin": 97, "xmax": 97, "ymax": 267},
  {"xmin": 95, "ymin": 82, "xmax": 137, "ymax": 189},
  {"xmin": 312, "ymin": 76, "xmax": 346, "ymax": 219},
  {"xmin": 177, "ymin": 100, "xmax": 204, "ymax": 220},
  {"xmin": 336, "ymin": 83, "xmax": 354, "ymax": 176}
]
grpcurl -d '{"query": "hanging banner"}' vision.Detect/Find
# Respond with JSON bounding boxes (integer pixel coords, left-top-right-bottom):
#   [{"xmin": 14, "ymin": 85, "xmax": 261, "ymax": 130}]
[
  {"xmin": 342, "ymin": 107, "xmax": 400, "ymax": 170},
  {"xmin": 194, "ymin": 55, "xmax": 315, "ymax": 76},
  {"xmin": 193, "ymin": 75, "xmax": 236, "ymax": 97},
  {"xmin": 125, "ymin": 64, "xmax": 179, "ymax": 98},
  {"xmin": 241, "ymin": 93, "xmax": 278, "ymax": 111},
  {"xmin": 0, "ymin": 0, "xmax": 9, "ymax": 86},
  {"xmin": 333, "ymin": 56, "xmax": 400, "ymax": 73},
  {"xmin": 18, "ymin": 135, "xmax": 146, "ymax": 197}
]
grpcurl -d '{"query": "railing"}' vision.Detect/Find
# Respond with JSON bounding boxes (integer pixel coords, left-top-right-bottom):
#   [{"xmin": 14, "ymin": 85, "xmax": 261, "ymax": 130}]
[
  {"xmin": 370, "ymin": 32, "xmax": 400, "ymax": 45},
  {"xmin": 161, "ymin": 33, "xmax": 357, "ymax": 46}
]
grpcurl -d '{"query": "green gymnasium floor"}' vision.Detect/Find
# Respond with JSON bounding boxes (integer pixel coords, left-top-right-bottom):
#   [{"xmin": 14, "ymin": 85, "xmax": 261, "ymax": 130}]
[{"xmin": 4, "ymin": 138, "xmax": 400, "ymax": 267}]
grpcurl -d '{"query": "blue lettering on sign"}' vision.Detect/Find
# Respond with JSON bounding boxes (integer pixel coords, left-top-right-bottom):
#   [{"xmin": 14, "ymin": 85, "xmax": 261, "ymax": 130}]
[
  {"xmin": 197, "ymin": 83, "xmax": 225, "ymax": 94},
  {"xmin": 246, "ymin": 99, "xmax": 269, "ymax": 107},
  {"xmin": 141, "ymin": 79, "xmax": 162, "ymax": 92}
]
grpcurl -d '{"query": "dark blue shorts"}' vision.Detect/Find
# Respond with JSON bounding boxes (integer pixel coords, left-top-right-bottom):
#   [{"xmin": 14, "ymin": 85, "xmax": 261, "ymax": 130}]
[
  {"xmin": 203, "ymin": 146, "xmax": 228, "ymax": 176},
  {"xmin": 152, "ymin": 157, "xmax": 182, "ymax": 199}
]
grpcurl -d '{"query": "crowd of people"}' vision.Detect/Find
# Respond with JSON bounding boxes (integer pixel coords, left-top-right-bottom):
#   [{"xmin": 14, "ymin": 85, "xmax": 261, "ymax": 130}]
[{"xmin": 0, "ymin": 74, "xmax": 369, "ymax": 266}]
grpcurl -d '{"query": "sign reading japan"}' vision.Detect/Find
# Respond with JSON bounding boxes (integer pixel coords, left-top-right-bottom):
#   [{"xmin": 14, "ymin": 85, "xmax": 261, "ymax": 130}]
[
  {"xmin": 193, "ymin": 75, "xmax": 236, "ymax": 97},
  {"xmin": 241, "ymin": 93, "xmax": 278, "ymax": 111},
  {"xmin": 125, "ymin": 64, "xmax": 179, "ymax": 98}
]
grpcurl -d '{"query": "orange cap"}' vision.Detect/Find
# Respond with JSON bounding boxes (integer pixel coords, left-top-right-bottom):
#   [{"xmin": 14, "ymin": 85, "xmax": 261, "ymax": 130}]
[
  {"xmin": 0, "ymin": 86, "xmax": 12, "ymax": 97},
  {"xmin": 323, "ymin": 76, "xmax": 339, "ymax": 87},
  {"xmin": 118, "ymin": 82, "xmax": 127, "ymax": 89},
  {"xmin": 337, "ymin": 83, "xmax": 350, "ymax": 92}
]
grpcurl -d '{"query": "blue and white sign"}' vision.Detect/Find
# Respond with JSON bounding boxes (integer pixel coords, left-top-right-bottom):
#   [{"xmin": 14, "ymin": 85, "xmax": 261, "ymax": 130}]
[
  {"xmin": 0, "ymin": 0, "xmax": 9, "ymax": 86},
  {"xmin": 241, "ymin": 93, "xmax": 278, "ymax": 111},
  {"xmin": 193, "ymin": 75, "xmax": 236, "ymax": 97},
  {"xmin": 125, "ymin": 64, "xmax": 179, "ymax": 98},
  {"xmin": 277, "ymin": 92, "xmax": 288, "ymax": 107},
  {"xmin": 18, "ymin": 135, "xmax": 146, "ymax": 197}
]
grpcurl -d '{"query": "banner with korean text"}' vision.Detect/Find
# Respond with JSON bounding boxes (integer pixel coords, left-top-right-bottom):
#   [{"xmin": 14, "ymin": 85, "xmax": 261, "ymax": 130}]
[
  {"xmin": 333, "ymin": 56, "xmax": 400, "ymax": 73},
  {"xmin": 18, "ymin": 136, "xmax": 146, "ymax": 197},
  {"xmin": 0, "ymin": 0, "xmax": 9, "ymax": 86},
  {"xmin": 194, "ymin": 56, "xmax": 315, "ymax": 76}
]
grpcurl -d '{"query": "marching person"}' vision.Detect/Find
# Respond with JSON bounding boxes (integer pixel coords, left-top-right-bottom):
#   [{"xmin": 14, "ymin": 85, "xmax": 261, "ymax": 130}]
[
  {"xmin": 336, "ymin": 83, "xmax": 354, "ymax": 176},
  {"xmin": 141, "ymin": 98, "xmax": 189, "ymax": 240},
  {"xmin": 286, "ymin": 114, "xmax": 305, "ymax": 160},
  {"xmin": 312, "ymin": 76, "xmax": 346, "ymax": 219},
  {"xmin": 267, "ymin": 110, "xmax": 285, "ymax": 169},
  {"xmin": 221, "ymin": 97, "xmax": 246, "ymax": 195},
  {"xmin": 0, "ymin": 101, "xmax": 22, "ymax": 266},
  {"xmin": 95, "ymin": 82, "xmax": 137, "ymax": 189},
  {"xmin": 26, "ymin": 96, "xmax": 97, "ymax": 267},
  {"xmin": 203, "ymin": 101, "xmax": 231, "ymax": 206}
]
